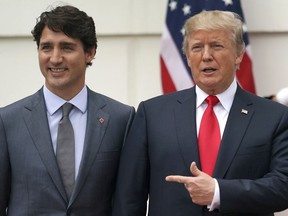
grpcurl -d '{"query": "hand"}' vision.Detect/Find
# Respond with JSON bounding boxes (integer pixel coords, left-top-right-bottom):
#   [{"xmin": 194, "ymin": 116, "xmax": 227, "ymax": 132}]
[{"xmin": 165, "ymin": 162, "xmax": 215, "ymax": 206}]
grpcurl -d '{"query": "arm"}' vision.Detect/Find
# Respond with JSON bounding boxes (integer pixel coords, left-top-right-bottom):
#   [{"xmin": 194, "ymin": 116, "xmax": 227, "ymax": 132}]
[
  {"xmin": 0, "ymin": 113, "xmax": 10, "ymax": 215},
  {"xmin": 122, "ymin": 106, "xmax": 135, "ymax": 146},
  {"xmin": 112, "ymin": 102, "xmax": 149, "ymax": 216}
]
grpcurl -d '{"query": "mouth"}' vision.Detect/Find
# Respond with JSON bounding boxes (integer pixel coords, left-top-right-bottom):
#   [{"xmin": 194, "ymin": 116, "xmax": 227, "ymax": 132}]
[
  {"xmin": 202, "ymin": 67, "xmax": 217, "ymax": 73},
  {"xmin": 49, "ymin": 68, "xmax": 67, "ymax": 72},
  {"xmin": 48, "ymin": 67, "xmax": 68, "ymax": 77}
]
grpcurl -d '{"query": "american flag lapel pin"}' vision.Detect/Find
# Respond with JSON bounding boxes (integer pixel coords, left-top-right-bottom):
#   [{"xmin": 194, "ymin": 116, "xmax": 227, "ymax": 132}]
[
  {"xmin": 241, "ymin": 109, "xmax": 248, "ymax": 115},
  {"xmin": 99, "ymin": 117, "xmax": 105, "ymax": 123}
]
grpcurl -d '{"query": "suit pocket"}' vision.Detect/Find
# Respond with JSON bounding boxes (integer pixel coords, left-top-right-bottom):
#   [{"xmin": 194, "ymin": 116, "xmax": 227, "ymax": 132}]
[{"xmin": 236, "ymin": 143, "xmax": 269, "ymax": 155}]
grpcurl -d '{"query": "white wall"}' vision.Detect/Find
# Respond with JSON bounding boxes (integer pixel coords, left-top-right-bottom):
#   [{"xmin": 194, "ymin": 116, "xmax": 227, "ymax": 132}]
[
  {"xmin": 0, "ymin": 0, "xmax": 165, "ymax": 108},
  {"xmin": 1, "ymin": 0, "xmax": 288, "ymax": 108},
  {"xmin": 1, "ymin": 1, "xmax": 288, "ymax": 214}
]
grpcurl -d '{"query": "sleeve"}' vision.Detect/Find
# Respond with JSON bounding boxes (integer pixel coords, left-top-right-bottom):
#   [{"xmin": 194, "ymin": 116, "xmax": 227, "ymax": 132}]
[
  {"xmin": 112, "ymin": 102, "xmax": 149, "ymax": 216},
  {"xmin": 0, "ymin": 113, "xmax": 10, "ymax": 215}
]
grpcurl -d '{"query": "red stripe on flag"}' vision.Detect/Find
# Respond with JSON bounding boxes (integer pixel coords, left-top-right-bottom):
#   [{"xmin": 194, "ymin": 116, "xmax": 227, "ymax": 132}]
[
  {"xmin": 236, "ymin": 52, "xmax": 256, "ymax": 94},
  {"xmin": 161, "ymin": 56, "xmax": 176, "ymax": 94}
]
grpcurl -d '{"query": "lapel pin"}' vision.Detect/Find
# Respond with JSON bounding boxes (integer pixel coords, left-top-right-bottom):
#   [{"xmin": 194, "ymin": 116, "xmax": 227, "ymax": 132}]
[
  {"xmin": 99, "ymin": 117, "xmax": 105, "ymax": 123},
  {"xmin": 241, "ymin": 109, "xmax": 248, "ymax": 115}
]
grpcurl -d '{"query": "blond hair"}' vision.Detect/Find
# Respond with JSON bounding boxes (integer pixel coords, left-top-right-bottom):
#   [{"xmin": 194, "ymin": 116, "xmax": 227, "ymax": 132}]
[{"xmin": 182, "ymin": 10, "xmax": 245, "ymax": 56}]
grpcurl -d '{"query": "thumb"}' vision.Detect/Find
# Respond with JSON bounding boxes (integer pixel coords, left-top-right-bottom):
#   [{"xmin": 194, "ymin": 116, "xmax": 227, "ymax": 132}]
[{"xmin": 190, "ymin": 161, "xmax": 201, "ymax": 176}]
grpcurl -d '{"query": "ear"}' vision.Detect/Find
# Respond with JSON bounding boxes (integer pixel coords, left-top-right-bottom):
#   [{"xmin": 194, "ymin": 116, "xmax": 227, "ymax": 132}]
[
  {"xmin": 186, "ymin": 54, "xmax": 191, "ymax": 67},
  {"xmin": 85, "ymin": 46, "xmax": 96, "ymax": 64},
  {"xmin": 235, "ymin": 51, "xmax": 244, "ymax": 65}
]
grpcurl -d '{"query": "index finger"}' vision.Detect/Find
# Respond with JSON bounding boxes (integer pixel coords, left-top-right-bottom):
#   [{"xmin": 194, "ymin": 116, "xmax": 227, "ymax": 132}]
[{"xmin": 165, "ymin": 175, "xmax": 192, "ymax": 184}]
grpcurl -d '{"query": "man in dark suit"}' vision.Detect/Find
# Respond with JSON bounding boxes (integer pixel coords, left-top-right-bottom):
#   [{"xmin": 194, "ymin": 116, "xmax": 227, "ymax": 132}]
[
  {"xmin": 112, "ymin": 10, "xmax": 288, "ymax": 215},
  {"xmin": 0, "ymin": 5, "xmax": 134, "ymax": 215}
]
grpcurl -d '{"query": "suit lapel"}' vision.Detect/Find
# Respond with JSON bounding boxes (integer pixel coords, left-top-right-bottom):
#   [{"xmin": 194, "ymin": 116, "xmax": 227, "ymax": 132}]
[
  {"xmin": 174, "ymin": 88, "xmax": 201, "ymax": 174},
  {"xmin": 23, "ymin": 89, "xmax": 68, "ymax": 202},
  {"xmin": 69, "ymin": 90, "xmax": 109, "ymax": 205},
  {"xmin": 213, "ymin": 87, "xmax": 254, "ymax": 178}
]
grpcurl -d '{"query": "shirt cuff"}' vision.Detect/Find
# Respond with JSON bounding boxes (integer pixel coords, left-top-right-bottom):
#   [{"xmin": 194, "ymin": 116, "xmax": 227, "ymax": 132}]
[{"xmin": 207, "ymin": 178, "xmax": 220, "ymax": 211}]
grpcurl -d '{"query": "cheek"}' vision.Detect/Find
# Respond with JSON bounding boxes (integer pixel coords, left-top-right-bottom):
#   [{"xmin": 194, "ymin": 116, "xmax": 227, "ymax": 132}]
[
  {"xmin": 38, "ymin": 57, "xmax": 45, "ymax": 70},
  {"xmin": 186, "ymin": 55, "xmax": 192, "ymax": 67},
  {"xmin": 71, "ymin": 54, "xmax": 88, "ymax": 66},
  {"xmin": 38, "ymin": 53, "xmax": 48, "ymax": 65},
  {"xmin": 187, "ymin": 54, "xmax": 200, "ymax": 68}
]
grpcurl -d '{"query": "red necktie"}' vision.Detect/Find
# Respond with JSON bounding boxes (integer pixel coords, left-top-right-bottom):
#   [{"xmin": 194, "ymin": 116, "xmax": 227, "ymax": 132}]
[{"xmin": 198, "ymin": 95, "xmax": 221, "ymax": 176}]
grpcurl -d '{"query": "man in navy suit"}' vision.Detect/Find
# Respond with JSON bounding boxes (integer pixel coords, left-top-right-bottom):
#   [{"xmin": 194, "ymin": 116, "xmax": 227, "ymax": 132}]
[
  {"xmin": 112, "ymin": 10, "xmax": 288, "ymax": 215},
  {"xmin": 0, "ymin": 5, "xmax": 134, "ymax": 215}
]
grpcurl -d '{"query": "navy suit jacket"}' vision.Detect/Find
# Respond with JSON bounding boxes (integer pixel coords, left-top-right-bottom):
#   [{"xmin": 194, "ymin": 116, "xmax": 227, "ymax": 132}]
[
  {"xmin": 112, "ymin": 86, "xmax": 288, "ymax": 216},
  {"xmin": 0, "ymin": 87, "xmax": 134, "ymax": 216}
]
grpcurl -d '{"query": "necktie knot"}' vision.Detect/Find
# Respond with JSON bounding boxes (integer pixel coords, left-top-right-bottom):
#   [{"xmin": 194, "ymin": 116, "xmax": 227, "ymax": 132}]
[
  {"xmin": 62, "ymin": 103, "xmax": 73, "ymax": 118},
  {"xmin": 206, "ymin": 95, "xmax": 219, "ymax": 107}
]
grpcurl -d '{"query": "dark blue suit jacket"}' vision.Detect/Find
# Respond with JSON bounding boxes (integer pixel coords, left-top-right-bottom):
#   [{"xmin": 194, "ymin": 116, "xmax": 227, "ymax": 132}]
[{"xmin": 113, "ymin": 86, "xmax": 288, "ymax": 216}]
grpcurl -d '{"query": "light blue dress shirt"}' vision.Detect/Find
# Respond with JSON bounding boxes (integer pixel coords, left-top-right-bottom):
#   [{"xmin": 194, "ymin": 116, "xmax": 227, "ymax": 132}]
[{"xmin": 43, "ymin": 85, "xmax": 88, "ymax": 179}]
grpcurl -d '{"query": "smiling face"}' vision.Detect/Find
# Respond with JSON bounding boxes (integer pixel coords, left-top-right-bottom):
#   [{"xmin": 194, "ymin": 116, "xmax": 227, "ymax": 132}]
[
  {"xmin": 186, "ymin": 29, "xmax": 243, "ymax": 95},
  {"xmin": 38, "ymin": 26, "xmax": 95, "ymax": 100}
]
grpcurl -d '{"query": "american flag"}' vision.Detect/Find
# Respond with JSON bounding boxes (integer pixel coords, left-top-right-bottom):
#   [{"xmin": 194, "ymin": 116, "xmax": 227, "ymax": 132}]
[{"xmin": 160, "ymin": 0, "xmax": 256, "ymax": 94}]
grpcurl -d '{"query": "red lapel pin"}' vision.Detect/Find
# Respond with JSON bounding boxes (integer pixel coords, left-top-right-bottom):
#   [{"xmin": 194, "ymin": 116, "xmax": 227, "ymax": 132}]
[{"xmin": 99, "ymin": 117, "xmax": 105, "ymax": 123}]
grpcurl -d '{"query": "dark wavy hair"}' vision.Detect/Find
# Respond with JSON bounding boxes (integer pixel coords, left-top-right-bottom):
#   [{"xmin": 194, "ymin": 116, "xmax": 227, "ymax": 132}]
[{"xmin": 31, "ymin": 5, "xmax": 97, "ymax": 66}]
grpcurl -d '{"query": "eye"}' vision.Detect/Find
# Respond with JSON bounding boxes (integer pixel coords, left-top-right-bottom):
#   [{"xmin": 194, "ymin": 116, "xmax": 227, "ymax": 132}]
[
  {"xmin": 191, "ymin": 45, "xmax": 202, "ymax": 52},
  {"xmin": 212, "ymin": 44, "xmax": 224, "ymax": 50},
  {"xmin": 40, "ymin": 44, "xmax": 52, "ymax": 52},
  {"xmin": 62, "ymin": 46, "xmax": 74, "ymax": 52}
]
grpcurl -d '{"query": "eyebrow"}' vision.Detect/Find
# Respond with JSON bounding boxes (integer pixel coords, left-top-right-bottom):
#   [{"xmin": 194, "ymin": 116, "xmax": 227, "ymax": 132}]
[
  {"xmin": 59, "ymin": 42, "xmax": 77, "ymax": 47},
  {"xmin": 39, "ymin": 41, "xmax": 77, "ymax": 47}
]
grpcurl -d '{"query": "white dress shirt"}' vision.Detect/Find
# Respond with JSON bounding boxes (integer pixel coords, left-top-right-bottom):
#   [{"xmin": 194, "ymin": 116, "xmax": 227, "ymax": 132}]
[
  {"xmin": 43, "ymin": 85, "xmax": 88, "ymax": 179},
  {"xmin": 195, "ymin": 78, "xmax": 237, "ymax": 210}
]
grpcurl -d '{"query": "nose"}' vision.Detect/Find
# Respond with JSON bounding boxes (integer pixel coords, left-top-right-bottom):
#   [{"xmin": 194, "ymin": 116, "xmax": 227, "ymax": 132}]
[
  {"xmin": 202, "ymin": 47, "xmax": 213, "ymax": 62},
  {"xmin": 50, "ymin": 49, "xmax": 63, "ymax": 64}
]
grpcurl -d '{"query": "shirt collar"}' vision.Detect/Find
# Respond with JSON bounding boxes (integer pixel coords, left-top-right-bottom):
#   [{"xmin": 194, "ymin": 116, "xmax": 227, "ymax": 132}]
[
  {"xmin": 196, "ymin": 78, "xmax": 237, "ymax": 112},
  {"xmin": 43, "ymin": 85, "xmax": 88, "ymax": 115}
]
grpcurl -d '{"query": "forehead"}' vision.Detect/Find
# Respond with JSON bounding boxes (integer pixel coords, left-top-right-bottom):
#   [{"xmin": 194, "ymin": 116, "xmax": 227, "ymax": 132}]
[
  {"xmin": 40, "ymin": 26, "xmax": 81, "ymax": 45},
  {"xmin": 189, "ymin": 29, "xmax": 232, "ymax": 42}
]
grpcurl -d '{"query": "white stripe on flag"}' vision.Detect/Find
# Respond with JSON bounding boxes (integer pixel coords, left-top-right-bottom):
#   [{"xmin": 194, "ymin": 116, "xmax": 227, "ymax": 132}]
[
  {"xmin": 245, "ymin": 44, "xmax": 252, "ymax": 59},
  {"xmin": 160, "ymin": 25, "xmax": 193, "ymax": 91}
]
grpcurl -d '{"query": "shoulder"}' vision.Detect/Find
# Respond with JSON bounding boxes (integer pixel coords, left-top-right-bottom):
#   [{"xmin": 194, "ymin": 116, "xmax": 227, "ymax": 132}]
[
  {"xmin": 0, "ymin": 89, "xmax": 43, "ymax": 116},
  {"xmin": 241, "ymin": 88, "xmax": 288, "ymax": 110},
  {"xmin": 133, "ymin": 88, "xmax": 195, "ymax": 117},
  {"xmin": 87, "ymin": 88, "xmax": 134, "ymax": 114},
  {"xmin": 236, "ymin": 88, "xmax": 288, "ymax": 122},
  {"xmin": 142, "ymin": 88, "xmax": 194, "ymax": 106}
]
